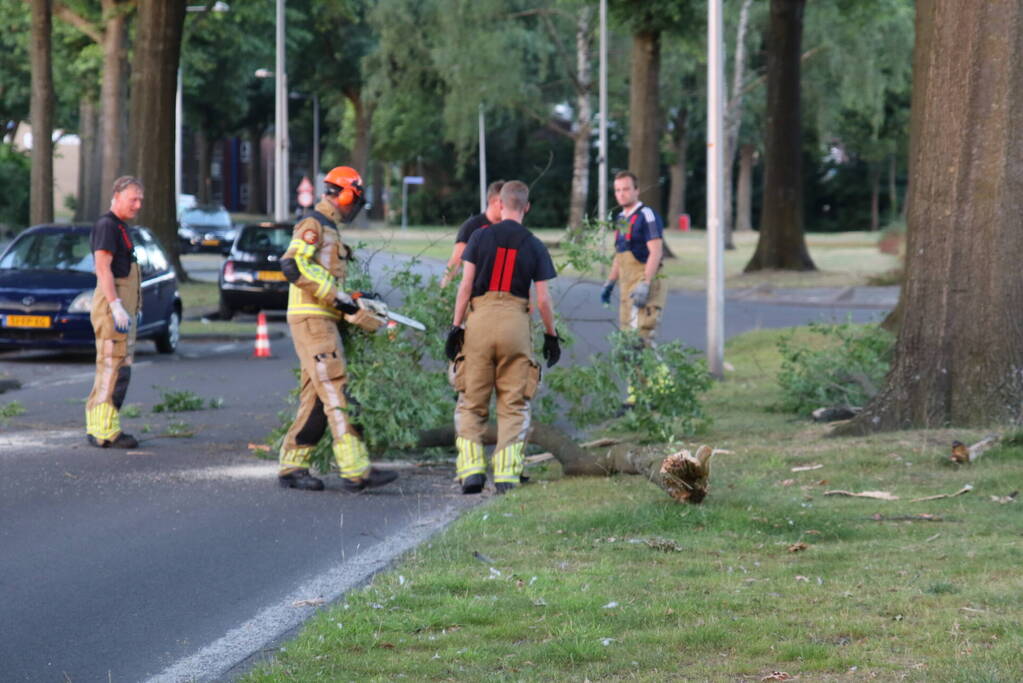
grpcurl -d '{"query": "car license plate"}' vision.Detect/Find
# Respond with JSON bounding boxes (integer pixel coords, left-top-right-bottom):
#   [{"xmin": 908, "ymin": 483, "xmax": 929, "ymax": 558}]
[
  {"xmin": 202, "ymin": 239, "xmax": 220, "ymax": 246},
  {"xmin": 5, "ymin": 315, "xmax": 51, "ymax": 328},
  {"xmin": 257, "ymin": 270, "xmax": 286, "ymax": 282}
]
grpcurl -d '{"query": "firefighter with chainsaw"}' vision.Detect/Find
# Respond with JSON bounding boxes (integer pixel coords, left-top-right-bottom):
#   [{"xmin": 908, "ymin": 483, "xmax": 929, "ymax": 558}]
[
  {"xmin": 599, "ymin": 170, "xmax": 667, "ymax": 346},
  {"xmin": 277, "ymin": 166, "xmax": 398, "ymax": 492},
  {"xmin": 445, "ymin": 180, "xmax": 561, "ymax": 494},
  {"xmin": 85, "ymin": 176, "xmax": 144, "ymax": 448}
]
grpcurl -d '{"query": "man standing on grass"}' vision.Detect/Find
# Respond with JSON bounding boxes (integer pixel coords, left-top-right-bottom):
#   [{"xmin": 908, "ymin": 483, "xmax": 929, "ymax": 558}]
[
  {"xmin": 599, "ymin": 171, "xmax": 667, "ymax": 346},
  {"xmin": 439, "ymin": 180, "xmax": 505, "ymax": 288},
  {"xmin": 445, "ymin": 180, "xmax": 561, "ymax": 495}
]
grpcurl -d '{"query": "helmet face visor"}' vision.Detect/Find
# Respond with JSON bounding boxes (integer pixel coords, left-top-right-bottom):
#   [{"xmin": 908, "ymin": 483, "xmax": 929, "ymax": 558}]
[{"xmin": 337, "ymin": 190, "xmax": 366, "ymax": 223}]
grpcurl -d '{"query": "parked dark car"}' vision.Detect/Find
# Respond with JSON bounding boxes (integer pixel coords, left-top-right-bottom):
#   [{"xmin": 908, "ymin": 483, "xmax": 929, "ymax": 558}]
[
  {"xmin": 178, "ymin": 205, "xmax": 236, "ymax": 254},
  {"xmin": 218, "ymin": 222, "xmax": 293, "ymax": 319},
  {"xmin": 0, "ymin": 224, "xmax": 182, "ymax": 353}
]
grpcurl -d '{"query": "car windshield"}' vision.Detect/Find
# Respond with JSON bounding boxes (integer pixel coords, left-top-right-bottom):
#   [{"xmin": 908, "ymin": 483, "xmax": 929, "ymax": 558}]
[
  {"xmin": 181, "ymin": 206, "xmax": 231, "ymax": 228},
  {"xmin": 237, "ymin": 226, "xmax": 292, "ymax": 252},
  {"xmin": 0, "ymin": 231, "xmax": 95, "ymax": 272}
]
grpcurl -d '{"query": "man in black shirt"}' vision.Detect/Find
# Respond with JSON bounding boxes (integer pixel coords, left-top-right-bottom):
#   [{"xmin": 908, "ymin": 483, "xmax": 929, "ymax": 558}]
[
  {"xmin": 439, "ymin": 180, "xmax": 504, "ymax": 288},
  {"xmin": 445, "ymin": 180, "xmax": 561, "ymax": 494},
  {"xmin": 85, "ymin": 176, "xmax": 144, "ymax": 448}
]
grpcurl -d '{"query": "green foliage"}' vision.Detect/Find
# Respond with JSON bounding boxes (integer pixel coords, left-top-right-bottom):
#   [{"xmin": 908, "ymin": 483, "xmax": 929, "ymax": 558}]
[
  {"xmin": 120, "ymin": 403, "xmax": 142, "ymax": 419},
  {"xmin": 0, "ymin": 400, "xmax": 25, "ymax": 419},
  {"xmin": 163, "ymin": 420, "xmax": 195, "ymax": 438},
  {"xmin": 775, "ymin": 322, "xmax": 894, "ymax": 415},
  {"xmin": 270, "ymin": 247, "xmax": 459, "ymax": 471},
  {"xmin": 0, "ymin": 144, "xmax": 30, "ymax": 230},
  {"xmin": 152, "ymin": 388, "xmax": 220, "ymax": 413},
  {"xmin": 540, "ymin": 331, "xmax": 712, "ymax": 442}
]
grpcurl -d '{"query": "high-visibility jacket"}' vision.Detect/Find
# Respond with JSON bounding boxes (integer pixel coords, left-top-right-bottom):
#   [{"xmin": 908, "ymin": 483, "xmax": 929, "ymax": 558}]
[{"xmin": 281, "ymin": 199, "xmax": 351, "ymax": 321}]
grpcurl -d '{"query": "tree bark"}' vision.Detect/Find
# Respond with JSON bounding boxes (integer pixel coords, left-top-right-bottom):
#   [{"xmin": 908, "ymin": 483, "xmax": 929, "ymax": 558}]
[
  {"xmin": 369, "ymin": 160, "xmax": 385, "ymax": 221},
  {"xmin": 567, "ymin": 5, "xmax": 593, "ymax": 235},
  {"xmin": 76, "ymin": 97, "xmax": 103, "ymax": 221},
  {"xmin": 666, "ymin": 104, "xmax": 688, "ymax": 229},
  {"xmin": 29, "ymin": 0, "xmax": 55, "ymax": 225},
  {"xmin": 127, "ymin": 0, "xmax": 186, "ymax": 275},
  {"xmin": 628, "ymin": 30, "xmax": 662, "ymax": 212},
  {"xmin": 735, "ymin": 143, "xmax": 755, "ymax": 231},
  {"xmin": 835, "ymin": 0, "xmax": 1023, "ymax": 434},
  {"xmin": 722, "ymin": 0, "xmax": 753, "ymax": 251},
  {"xmin": 887, "ymin": 153, "xmax": 899, "ymax": 223},
  {"xmin": 744, "ymin": 0, "xmax": 815, "ymax": 272},
  {"xmin": 245, "ymin": 126, "xmax": 263, "ymax": 215},
  {"xmin": 869, "ymin": 162, "xmax": 881, "ymax": 231},
  {"xmin": 99, "ymin": 0, "xmax": 129, "ymax": 198}
]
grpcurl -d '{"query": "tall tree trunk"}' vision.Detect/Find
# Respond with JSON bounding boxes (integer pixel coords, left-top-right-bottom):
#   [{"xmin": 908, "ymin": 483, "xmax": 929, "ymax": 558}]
[
  {"xmin": 76, "ymin": 97, "xmax": 103, "ymax": 221},
  {"xmin": 128, "ymin": 0, "xmax": 186, "ymax": 277},
  {"xmin": 723, "ymin": 0, "xmax": 753, "ymax": 251},
  {"xmin": 887, "ymin": 152, "xmax": 899, "ymax": 223},
  {"xmin": 348, "ymin": 93, "xmax": 372, "ymax": 176},
  {"xmin": 567, "ymin": 4, "xmax": 593, "ymax": 235},
  {"xmin": 628, "ymin": 30, "xmax": 662, "ymax": 212},
  {"xmin": 29, "ymin": 0, "xmax": 54, "ymax": 225},
  {"xmin": 245, "ymin": 126, "xmax": 263, "ymax": 215},
  {"xmin": 869, "ymin": 162, "xmax": 881, "ymax": 231},
  {"xmin": 744, "ymin": 0, "xmax": 814, "ymax": 272},
  {"xmin": 370, "ymin": 160, "xmax": 385, "ymax": 221},
  {"xmin": 99, "ymin": 0, "xmax": 128, "ymax": 198},
  {"xmin": 836, "ymin": 1, "xmax": 1023, "ymax": 434},
  {"xmin": 735, "ymin": 143, "xmax": 755, "ymax": 231},
  {"xmin": 195, "ymin": 129, "xmax": 212, "ymax": 204},
  {"xmin": 666, "ymin": 104, "xmax": 688, "ymax": 226}
]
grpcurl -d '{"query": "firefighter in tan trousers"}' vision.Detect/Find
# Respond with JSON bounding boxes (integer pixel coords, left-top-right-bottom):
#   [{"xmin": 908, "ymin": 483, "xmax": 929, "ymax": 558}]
[
  {"xmin": 445, "ymin": 180, "xmax": 561, "ymax": 494},
  {"xmin": 85, "ymin": 176, "xmax": 144, "ymax": 449},
  {"xmin": 599, "ymin": 171, "xmax": 667, "ymax": 345},
  {"xmin": 277, "ymin": 165, "xmax": 398, "ymax": 492}
]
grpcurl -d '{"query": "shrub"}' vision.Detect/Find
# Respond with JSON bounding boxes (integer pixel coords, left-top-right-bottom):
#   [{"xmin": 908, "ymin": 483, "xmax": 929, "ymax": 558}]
[
  {"xmin": 539, "ymin": 331, "xmax": 712, "ymax": 442},
  {"xmin": 776, "ymin": 322, "xmax": 894, "ymax": 415},
  {"xmin": 0, "ymin": 143, "xmax": 30, "ymax": 230}
]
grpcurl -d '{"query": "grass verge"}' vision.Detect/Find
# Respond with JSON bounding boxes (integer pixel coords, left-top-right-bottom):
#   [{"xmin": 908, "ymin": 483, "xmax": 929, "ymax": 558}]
[
  {"xmin": 356, "ymin": 227, "xmax": 901, "ymax": 291},
  {"xmin": 244, "ymin": 327, "xmax": 1023, "ymax": 682}
]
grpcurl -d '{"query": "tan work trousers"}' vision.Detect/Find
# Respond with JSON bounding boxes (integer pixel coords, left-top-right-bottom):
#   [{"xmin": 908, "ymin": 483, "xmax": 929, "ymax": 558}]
[
  {"xmin": 279, "ymin": 316, "xmax": 370, "ymax": 479},
  {"xmin": 85, "ymin": 263, "xmax": 140, "ymax": 443},
  {"xmin": 616, "ymin": 251, "xmax": 667, "ymax": 344},
  {"xmin": 452, "ymin": 293, "xmax": 541, "ymax": 485}
]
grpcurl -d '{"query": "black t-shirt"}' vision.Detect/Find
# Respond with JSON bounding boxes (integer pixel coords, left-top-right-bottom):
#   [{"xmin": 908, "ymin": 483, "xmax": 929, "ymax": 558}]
[
  {"xmin": 90, "ymin": 211, "xmax": 136, "ymax": 278},
  {"xmin": 455, "ymin": 213, "xmax": 490, "ymax": 244},
  {"xmin": 463, "ymin": 220, "xmax": 556, "ymax": 299}
]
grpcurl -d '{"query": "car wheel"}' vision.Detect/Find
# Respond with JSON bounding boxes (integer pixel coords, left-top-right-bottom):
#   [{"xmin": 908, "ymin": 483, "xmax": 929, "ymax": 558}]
[
  {"xmin": 218, "ymin": 296, "xmax": 234, "ymax": 321},
  {"xmin": 155, "ymin": 308, "xmax": 181, "ymax": 354}
]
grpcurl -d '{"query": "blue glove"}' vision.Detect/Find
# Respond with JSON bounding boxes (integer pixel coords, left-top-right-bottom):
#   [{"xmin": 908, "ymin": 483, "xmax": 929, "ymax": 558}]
[{"xmin": 600, "ymin": 281, "xmax": 615, "ymax": 306}]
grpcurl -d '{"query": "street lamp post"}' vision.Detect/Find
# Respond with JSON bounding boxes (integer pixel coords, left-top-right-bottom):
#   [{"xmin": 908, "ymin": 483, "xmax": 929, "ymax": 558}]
[{"xmin": 274, "ymin": 0, "xmax": 288, "ymax": 222}]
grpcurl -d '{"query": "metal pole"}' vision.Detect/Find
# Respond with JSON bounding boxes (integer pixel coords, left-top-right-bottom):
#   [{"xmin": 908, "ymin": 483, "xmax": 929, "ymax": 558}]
[
  {"xmin": 312, "ymin": 93, "xmax": 319, "ymax": 195},
  {"xmin": 175, "ymin": 68, "xmax": 182, "ymax": 212},
  {"xmin": 706, "ymin": 0, "xmax": 725, "ymax": 378},
  {"xmin": 478, "ymin": 104, "xmax": 487, "ymax": 213},
  {"xmin": 598, "ymin": 0, "xmax": 608, "ymax": 223},
  {"xmin": 274, "ymin": 0, "xmax": 288, "ymax": 222}
]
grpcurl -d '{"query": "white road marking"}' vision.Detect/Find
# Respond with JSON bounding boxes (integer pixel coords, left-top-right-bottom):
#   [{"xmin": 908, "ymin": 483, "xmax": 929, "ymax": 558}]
[
  {"xmin": 146, "ymin": 504, "xmax": 464, "ymax": 683},
  {"xmin": 0, "ymin": 429, "xmax": 80, "ymax": 450}
]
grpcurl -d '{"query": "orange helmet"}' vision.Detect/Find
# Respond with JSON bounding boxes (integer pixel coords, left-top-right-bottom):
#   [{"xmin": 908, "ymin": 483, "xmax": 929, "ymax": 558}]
[{"xmin": 323, "ymin": 166, "xmax": 364, "ymax": 206}]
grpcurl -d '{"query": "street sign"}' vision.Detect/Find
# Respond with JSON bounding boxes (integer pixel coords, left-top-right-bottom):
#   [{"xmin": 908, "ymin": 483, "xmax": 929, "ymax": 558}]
[
  {"xmin": 297, "ymin": 176, "xmax": 314, "ymax": 208},
  {"xmin": 404, "ymin": 176, "xmax": 425, "ymax": 185}
]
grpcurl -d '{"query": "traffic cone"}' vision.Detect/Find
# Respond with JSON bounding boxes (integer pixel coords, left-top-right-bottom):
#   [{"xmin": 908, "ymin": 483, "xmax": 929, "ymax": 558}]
[{"xmin": 253, "ymin": 311, "xmax": 273, "ymax": 358}]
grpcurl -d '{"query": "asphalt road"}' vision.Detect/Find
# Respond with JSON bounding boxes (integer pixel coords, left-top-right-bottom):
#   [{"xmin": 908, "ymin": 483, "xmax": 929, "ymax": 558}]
[{"xmin": 0, "ymin": 249, "xmax": 891, "ymax": 682}]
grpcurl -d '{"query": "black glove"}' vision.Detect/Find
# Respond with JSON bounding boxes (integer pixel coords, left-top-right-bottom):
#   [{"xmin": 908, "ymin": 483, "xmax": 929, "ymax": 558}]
[
  {"xmin": 542, "ymin": 331, "xmax": 562, "ymax": 368},
  {"xmin": 335, "ymin": 292, "xmax": 359, "ymax": 315},
  {"xmin": 445, "ymin": 325, "xmax": 464, "ymax": 361}
]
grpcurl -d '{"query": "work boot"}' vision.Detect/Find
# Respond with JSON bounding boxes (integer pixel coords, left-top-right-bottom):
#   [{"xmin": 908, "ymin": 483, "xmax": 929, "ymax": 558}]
[
  {"xmin": 278, "ymin": 469, "xmax": 325, "ymax": 491},
  {"xmin": 461, "ymin": 473, "xmax": 486, "ymax": 495},
  {"xmin": 495, "ymin": 482, "xmax": 516, "ymax": 495},
  {"xmin": 340, "ymin": 467, "xmax": 399, "ymax": 493},
  {"xmin": 86, "ymin": 433, "xmax": 138, "ymax": 449}
]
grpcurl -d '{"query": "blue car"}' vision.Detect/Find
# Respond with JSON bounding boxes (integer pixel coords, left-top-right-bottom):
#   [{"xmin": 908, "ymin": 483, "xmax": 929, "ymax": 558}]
[{"xmin": 0, "ymin": 224, "xmax": 182, "ymax": 353}]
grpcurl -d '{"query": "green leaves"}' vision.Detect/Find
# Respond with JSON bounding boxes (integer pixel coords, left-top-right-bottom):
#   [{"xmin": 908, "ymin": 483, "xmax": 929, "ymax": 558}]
[{"xmin": 775, "ymin": 321, "xmax": 894, "ymax": 415}]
